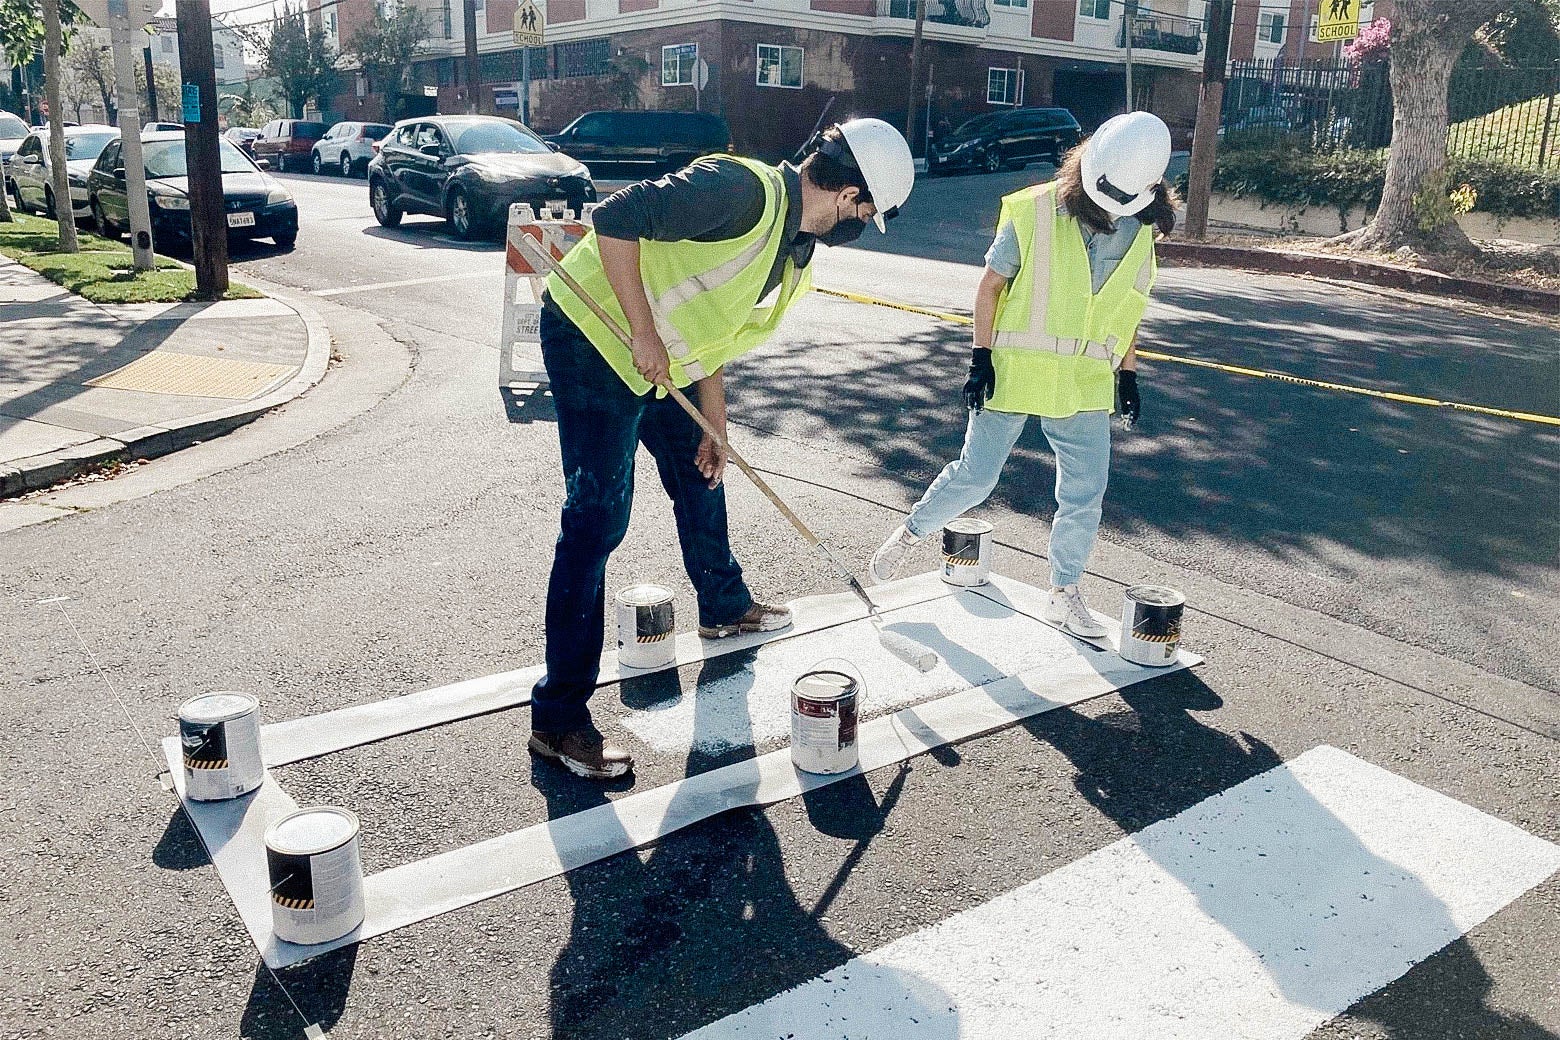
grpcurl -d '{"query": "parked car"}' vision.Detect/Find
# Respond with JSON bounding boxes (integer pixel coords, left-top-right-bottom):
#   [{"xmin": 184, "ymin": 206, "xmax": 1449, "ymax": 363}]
[
  {"xmin": 311, "ymin": 121, "xmax": 393, "ymax": 178},
  {"xmin": 1, "ymin": 110, "xmax": 31, "ymax": 198},
  {"xmin": 144, "ymin": 121, "xmax": 185, "ymax": 132},
  {"xmin": 928, "ymin": 108, "xmax": 1082, "ymax": 175},
  {"xmin": 369, "ymin": 115, "xmax": 596, "ymax": 240},
  {"xmin": 251, "ymin": 119, "xmax": 328, "ymax": 173},
  {"xmin": 224, "ymin": 126, "xmax": 263, "ymax": 157},
  {"xmin": 8, "ymin": 124, "xmax": 118, "ymax": 220},
  {"xmin": 544, "ymin": 110, "xmax": 731, "ymax": 174},
  {"xmin": 87, "ymin": 130, "xmax": 298, "ymax": 249}
]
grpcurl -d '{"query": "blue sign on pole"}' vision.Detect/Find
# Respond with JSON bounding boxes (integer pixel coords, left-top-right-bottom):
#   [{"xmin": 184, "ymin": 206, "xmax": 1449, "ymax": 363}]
[{"xmin": 181, "ymin": 84, "xmax": 201, "ymax": 124}]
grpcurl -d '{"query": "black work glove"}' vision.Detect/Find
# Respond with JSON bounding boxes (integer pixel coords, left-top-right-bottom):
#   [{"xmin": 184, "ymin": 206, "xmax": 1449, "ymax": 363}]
[
  {"xmin": 963, "ymin": 348, "xmax": 996, "ymax": 413},
  {"xmin": 1116, "ymin": 369, "xmax": 1141, "ymax": 430}
]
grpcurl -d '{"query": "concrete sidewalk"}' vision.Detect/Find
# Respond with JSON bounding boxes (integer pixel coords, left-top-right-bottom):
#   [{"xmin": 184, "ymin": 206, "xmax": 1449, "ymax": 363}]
[{"xmin": 0, "ymin": 256, "xmax": 329, "ymax": 497}]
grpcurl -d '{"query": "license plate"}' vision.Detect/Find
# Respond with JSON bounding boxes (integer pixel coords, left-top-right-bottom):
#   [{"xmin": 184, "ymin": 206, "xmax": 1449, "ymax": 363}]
[{"xmin": 227, "ymin": 211, "xmax": 256, "ymax": 227}]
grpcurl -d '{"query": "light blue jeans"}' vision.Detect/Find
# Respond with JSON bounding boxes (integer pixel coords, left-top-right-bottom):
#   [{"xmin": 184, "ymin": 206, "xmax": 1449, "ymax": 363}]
[{"xmin": 904, "ymin": 408, "xmax": 1111, "ymax": 588}]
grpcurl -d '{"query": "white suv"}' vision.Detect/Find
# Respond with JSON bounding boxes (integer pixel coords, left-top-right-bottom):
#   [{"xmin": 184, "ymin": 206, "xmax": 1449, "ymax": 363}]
[{"xmin": 311, "ymin": 121, "xmax": 393, "ymax": 178}]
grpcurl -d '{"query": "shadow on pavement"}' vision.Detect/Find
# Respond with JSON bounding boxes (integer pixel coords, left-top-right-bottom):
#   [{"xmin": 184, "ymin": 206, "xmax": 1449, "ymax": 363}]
[
  {"xmin": 150, "ymin": 808, "xmax": 210, "ymax": 871},
  {"xmin": 239, "ymin": 945, "xmax": 358, "ymax": 1040}
]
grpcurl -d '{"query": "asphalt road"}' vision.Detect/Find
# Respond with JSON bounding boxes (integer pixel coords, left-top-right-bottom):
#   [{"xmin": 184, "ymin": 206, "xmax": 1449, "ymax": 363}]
[{"xmin": 0, "ymin": 166, "xmax": 1555, "ymax": 1040}]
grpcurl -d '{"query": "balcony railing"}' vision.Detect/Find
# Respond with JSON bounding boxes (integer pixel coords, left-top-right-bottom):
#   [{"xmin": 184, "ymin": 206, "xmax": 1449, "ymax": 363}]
[
  {"xmin": 879, "ymin": 0, "xmax": 991, "ymax": 29},
  {"xmin": 1120, "ymin": 13, "xmax": 1205, "ymax": 55}
]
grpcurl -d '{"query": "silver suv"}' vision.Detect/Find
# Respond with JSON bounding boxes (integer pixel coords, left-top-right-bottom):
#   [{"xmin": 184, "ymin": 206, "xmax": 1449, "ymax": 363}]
[{"xmin": 311, "ymin": 121, "xmax": 393, "ymax": 178}]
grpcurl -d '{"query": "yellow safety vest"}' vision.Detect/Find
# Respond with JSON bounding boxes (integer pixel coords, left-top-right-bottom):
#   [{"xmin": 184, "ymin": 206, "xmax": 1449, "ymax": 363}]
[
  {"xmin": 547, "ymin": 155, "xmax": 813, "ymax": 396},
  {"xmin": 987, "ymin": 182, "xmax": 1156, "ymax": 418}
]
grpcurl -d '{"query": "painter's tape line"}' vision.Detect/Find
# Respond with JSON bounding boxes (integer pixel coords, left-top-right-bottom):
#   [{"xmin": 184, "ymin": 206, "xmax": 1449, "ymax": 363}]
[
  {"xmin": 814, "ymin": 285, "xmax": 1560, "ymax": 427},
  {"xmin": 259, "ymin": 647, "xmax": 1188, "ymax": 968},
  {"xmin": 259, "ymin": 572, "xmax": 957, "ymax": 767}
]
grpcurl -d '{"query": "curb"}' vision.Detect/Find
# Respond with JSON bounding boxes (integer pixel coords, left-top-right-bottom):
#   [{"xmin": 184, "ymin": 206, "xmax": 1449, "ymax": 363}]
[
  {"xmin": 0, "ymin": 287, "xmax": 332, "ymax": 499},
  {"xmin": 1158, "ymin": 240, "xmax": 1560, "ymax": 312}
]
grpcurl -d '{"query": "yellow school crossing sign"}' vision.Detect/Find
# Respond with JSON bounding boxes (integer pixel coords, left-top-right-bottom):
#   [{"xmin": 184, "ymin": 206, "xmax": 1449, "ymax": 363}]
[{"xmin": 1316, "ymin": 0, "xmax": 1362, "ymax": 41}]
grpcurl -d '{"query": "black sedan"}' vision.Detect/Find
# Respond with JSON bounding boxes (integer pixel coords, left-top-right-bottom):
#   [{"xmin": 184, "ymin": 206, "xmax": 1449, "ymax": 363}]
[
  {"xmin": 929, "ymin": 108, "xmax": 1082, "ymax": 175},
  {"xmin": 368, "ymin": 115, "xmax": 595, "ymax": 240},
  {"xmin": 86, "ymin": 130, "xmax": 299, "ymax": 250}
]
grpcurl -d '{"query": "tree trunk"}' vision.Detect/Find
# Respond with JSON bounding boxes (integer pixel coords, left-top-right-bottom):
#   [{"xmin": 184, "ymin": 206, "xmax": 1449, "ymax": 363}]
[
  {"xmin": 0, "ymin": 179, "xmax": 12, "ymax": 223},
  {"xmin": 43, "ymin": 0, "xmax": 79, "ymax": 252}
]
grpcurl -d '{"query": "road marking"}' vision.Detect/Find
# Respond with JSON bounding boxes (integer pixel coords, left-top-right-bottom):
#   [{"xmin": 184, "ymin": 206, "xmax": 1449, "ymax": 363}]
[
  {"xmin": 310, "ymin": 271, "xmax": 497, "ymax": 297},
  {"xmin": 683, "ymin": 745, "xmax": 1560, "ymax": 1040},
  {"xmin": 813, "ymin": 285, "xmax": 1560, "ymax": 427}
]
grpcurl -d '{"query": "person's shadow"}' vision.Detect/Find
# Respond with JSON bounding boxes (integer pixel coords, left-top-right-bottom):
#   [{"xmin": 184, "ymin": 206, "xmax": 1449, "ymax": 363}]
[
  {"xmin": 1027, "ymin": 669, "xmax": 1552, "ymax": 1039},
  {"xmin": 542, "ymin": 650, "xmax": 960, "ymax": 1039}
]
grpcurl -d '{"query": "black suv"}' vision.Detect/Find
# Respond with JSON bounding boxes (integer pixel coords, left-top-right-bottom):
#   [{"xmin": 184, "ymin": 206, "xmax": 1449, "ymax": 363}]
[
  {"xmin": 544, "ymin": 111, "xmax": 732, "ymax": 174},
  {"xmin": 930, "ymin": 108, "xmax": 1082, "ymax": 175},
  {"xmin": 368, "ymin": 115, "xmax": 596, "ymax": 240}
]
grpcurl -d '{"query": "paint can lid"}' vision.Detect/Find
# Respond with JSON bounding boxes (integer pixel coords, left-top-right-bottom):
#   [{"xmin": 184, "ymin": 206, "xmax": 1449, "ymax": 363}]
[
  {"xmin": 943, "ymin": 518, "xmax": 994, "ymax": 536},
  {"xmin": 794, "ymin": 669, "xmax": 858, "ymax": 702},
  {"xmin": 179, "ymin": 691, "xmax": 259, "ymax": 725},
  {"xmin": 1126, "ymin": 584, "xmax": 1185, "ymax": 608},
  {"xmin": 616, "ymin": 584, "xmax": 673, "ymax": 607},
  {"xmin": 266, "ymin": 807, "xmax": 360, "ymax": 856}
]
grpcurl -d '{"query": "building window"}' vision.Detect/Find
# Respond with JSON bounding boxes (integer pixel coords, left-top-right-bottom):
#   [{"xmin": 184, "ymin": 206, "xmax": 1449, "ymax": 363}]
[
  {"xmin": 441, "ymin": 0, "xmax": 451, "ymax": 38},
  {"xmin": 756, "ymin": 45, "xmax": 802, "ymax": 89},
  {"xmin": 988, "ymin": 67, "xmax": 1020, "ymax": 105},
  {"xmin": 328, "ymin": 11, "xmax": 337, "ymax": 35},
  {"xmin": 1078, "ymin": 0, "xmax": 1110, "ymax": 19},
  {"xmin": 213, "ymin": 46, "xmax": 224, "ymax": 69},
  {"xmin": 1259, "ymin": 11, "xmax": 1286, "ymax": 44},
  {"xmin": 556, "ymin": 38, "xmax": 610, "ymax": 79},
  {"xmin": 994, "ymin": 0, "xmax": 1029, "ymax": 7},
  {"xmin": 662, "ymin": 43, "xmax": 697, "ymax": 87},
  {"xmin": 161, "ymin": 35, "xmax": 173, "ymax": 54}
]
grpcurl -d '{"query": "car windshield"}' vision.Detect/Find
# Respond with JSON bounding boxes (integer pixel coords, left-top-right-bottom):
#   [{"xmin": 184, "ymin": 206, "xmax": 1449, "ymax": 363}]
[
  {"xmin": 0, "ymin": 112, "xmax": 29, "ymax": 138},
  {"xmin": 450, "ymin": 120, "xmax": 549, "ymax": 155},
  {"xmin": 951, "ymin": 114, "xmax": 1001, "ymax": 137},
  {"xmin": 66, "ymin": 132, "xmax": 117, "ymax": 160},
  {"xmin": 142, "ymin": 138, "xmax": 257, "ymax": 178}
]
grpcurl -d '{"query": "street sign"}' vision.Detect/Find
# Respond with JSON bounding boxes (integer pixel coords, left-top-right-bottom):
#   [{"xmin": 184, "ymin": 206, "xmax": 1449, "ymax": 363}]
[
  {"xmin": 181, "ymin": 83, "xmax": 200, "ymax": 123},
  {"xmin": 423, "ymin": 85, "xmax": 439, "ymax": 97},
  {"xmin": 1316, "ymin": 0, "xmax": 1361, "ymax": 42},
  {"xmin": 695, "ymin": 57, "xmax": 709, "ymax": 92},
  {"xmin": 512, "ymin": 0, "xmax": 544, "ymax": 47}
]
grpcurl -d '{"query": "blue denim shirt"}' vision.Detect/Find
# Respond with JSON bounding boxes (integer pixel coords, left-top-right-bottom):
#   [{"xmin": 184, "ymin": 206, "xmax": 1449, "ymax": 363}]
[{"xmin": 986, "ymin": 213, "xmax": 1142, "ymax": 294}]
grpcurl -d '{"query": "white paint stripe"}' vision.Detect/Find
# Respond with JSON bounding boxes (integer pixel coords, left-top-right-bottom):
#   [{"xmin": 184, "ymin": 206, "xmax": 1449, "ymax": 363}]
[
  {"xmin": 310, "ymin": 271, "xmax": 497, "ymax": 297},
  {"xmin": 683, "ymin": 746, "xmax": 1560, "ymax": 1040},
  {"xmin": 259, "ymin": 572, "xmax": 956, "ymax": 766}
]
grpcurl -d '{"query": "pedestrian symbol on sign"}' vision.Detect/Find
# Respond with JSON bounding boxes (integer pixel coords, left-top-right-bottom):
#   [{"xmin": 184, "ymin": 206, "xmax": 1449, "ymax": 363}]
[
  {"xmin": 512, "ymin": 0, "xmax": 544, "ymax": 47},
  {"xmin": 1316, "ymin": 0, "xmax": 1361, "ymax": 41}
]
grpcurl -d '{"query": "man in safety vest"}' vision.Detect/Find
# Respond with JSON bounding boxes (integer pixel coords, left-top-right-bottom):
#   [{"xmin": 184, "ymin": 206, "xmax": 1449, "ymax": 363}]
[
  {"xmin": 530, "ymin": 119, "xmax": 916, "ymax": 780},
  {"xmin": 868, "ymin": 112, "xmax": 1178, "ymax": 635}
]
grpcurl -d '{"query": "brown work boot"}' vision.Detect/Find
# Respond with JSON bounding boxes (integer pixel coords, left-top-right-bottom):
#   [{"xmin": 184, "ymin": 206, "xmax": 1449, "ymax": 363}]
[
  {"xmin": 698, "ymin": 600, "xmax": 794, "ymax": 639},
  {"xmin": 528, "ymin": 727, "xmax": 634, "ymax": 780}
]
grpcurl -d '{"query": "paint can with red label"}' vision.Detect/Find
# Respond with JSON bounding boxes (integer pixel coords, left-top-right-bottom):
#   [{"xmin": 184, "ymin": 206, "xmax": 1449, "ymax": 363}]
[
  {"xmin": 1120, "ymin": 585, "xmax": 1185, "ymax": 667},
  {"xmin": 265, "ymin": 807, "xmax": 366, "ymax": 946},
  {"xmin": 941, "ymin": 518, "xmax": 994, "ymax": 587},
  {"xmin": 178, "ymin": 692, "xmax": 264, "ymax": 802},
  {"xmin": 616, "ymin": 584, "xmax": 676, "ymax": 670},
  {"xmin": 791, "ymin": 666, "xmax": 860, "ymax": 775}
]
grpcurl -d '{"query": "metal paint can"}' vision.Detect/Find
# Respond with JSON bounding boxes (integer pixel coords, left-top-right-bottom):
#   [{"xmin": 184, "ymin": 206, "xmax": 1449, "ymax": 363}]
[
  {"xmin": 1120, "ymin": 585, "xmax": 1186, "ymax": 667},
  {"xmin": 790, "ymin": 668, "xmax": 860, "ymax": 775},
  {"xmin": 177, "ymin": 692, "xmax": 264, "ymax": 802},
  {"xmin": 264, "ymin": 807, "xmax": 366, "ymax": 946},
  {"xmin": 941, "ymin": 518, "xmax": 994, "ymax": 587},
  {"xmin": 616, "ymin": 584, "xmax": 677, "ymax": 669}
]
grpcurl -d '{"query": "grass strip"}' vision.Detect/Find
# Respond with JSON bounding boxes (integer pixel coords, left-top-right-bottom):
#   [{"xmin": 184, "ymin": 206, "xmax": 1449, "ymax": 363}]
[{"xmin": 0, "ymin": 212, "xmax": 261, "ymax": 304}]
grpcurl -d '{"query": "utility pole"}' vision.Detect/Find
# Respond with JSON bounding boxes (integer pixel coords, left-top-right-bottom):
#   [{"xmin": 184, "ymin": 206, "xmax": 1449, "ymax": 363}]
[
  {"xmin": 462, "ymin": 0, "xmax": 480, "ymax": 114},
  {"xmin": 108, "ymin": 0, "xmax": 157, "ymax": 271},
  {"xmin": 143, "ymin": 39, "xmax": 159, "ymax": 123},
  {"xmin": 1184, "ymin": 0, "xmax": 1234, "ymax": 239},
  {"xmin": 176, "ymin": 0, "xmax": 228, "ymax": 298},
  {"xmin": 43, "ymin": 0, "xmax": 78, "ymax": 251},
  {"xmin": 905, "ymin": 0, "xmax": 927, "ymax": 155},
  {"xmin": 1123, "ymin": 0, "xmax": 1136, "ymax": 112}
]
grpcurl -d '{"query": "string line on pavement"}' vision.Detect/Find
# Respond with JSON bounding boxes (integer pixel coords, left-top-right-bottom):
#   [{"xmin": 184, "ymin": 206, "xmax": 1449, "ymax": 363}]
[{"xmin": 812, "ymin": 286, "xmax": 1560, "ymax": 428}]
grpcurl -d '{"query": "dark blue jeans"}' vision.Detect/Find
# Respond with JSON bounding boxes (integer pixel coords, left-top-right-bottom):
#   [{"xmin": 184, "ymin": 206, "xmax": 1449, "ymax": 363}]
[{"xmin": 530, "ymin": 301, "xmax": 753, "ymax": 733}]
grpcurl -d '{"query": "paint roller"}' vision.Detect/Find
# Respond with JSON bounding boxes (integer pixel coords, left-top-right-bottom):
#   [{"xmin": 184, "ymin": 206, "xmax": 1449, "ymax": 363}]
[{"xmin": 512, "ymin": 233, "xmax": 940, "ymax": 674}]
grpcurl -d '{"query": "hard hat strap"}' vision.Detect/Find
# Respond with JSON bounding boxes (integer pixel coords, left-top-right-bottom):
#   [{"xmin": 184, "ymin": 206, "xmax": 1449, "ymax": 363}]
[{"xmin": 1094, "ymin": 174, "xmax": 1140, "ymax": 207}]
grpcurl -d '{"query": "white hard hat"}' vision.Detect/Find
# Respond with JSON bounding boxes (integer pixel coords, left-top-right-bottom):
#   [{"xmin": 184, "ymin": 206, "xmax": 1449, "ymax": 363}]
[
  {"xmin": 1081, "ymin": 112, "xmax": 1172, "ymax": 217},
  {"xmin": 833, "ymin": 117, "xmax": 915, "ymax": 233}
]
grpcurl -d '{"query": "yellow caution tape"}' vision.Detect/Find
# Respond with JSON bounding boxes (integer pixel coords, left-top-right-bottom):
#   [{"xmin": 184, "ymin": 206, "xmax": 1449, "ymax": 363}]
[{"xmin": 813, "ymin": 286, "xmax": 1560, "ymax": 427}]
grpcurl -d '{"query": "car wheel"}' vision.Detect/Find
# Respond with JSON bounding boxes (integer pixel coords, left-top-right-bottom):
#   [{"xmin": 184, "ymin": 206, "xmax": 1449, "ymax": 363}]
[
  {"xmin": 984, "ymin": 148, "xmax": 1002, "ymax": 174},
  {"xmin": 447, "ymin": 187, "xmax": 478, "ymax": 240},
  {"xmin": 312, "ymin": 151, "xmax": 323, "ymax": 175},
  {"xmin": 274, "ymin": 230, "xmax": 297, "ymax": 249},
  {"xmin": 90, "ymin": 198, "xmax": 114, "ymax": 237},
  {"xmin": 274, "ymin": 153, "xmax": 288, "ymax": 174},
  {"xmin": 340, "ymin": 153, "xmax": 354, "ymax": 178},
  {"xmin": 43, "ymin": 186, "xmax": 56, "ymax": 218},
  {"xmin": 370, "ymin": 179, "xmax": 402, "ymax": 228},
  {"xmin": 11, "ymin": 181, "xmax": 26, "ymax": 214}
]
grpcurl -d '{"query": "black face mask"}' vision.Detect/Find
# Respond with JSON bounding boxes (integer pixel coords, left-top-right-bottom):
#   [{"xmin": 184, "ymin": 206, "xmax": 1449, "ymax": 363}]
[{"xmin": 819, "ymin": 201, "xmax": 868, "ymax": 247}]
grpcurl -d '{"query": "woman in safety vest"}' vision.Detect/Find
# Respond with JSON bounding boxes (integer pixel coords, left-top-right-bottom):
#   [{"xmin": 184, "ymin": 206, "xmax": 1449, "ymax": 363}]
[{"xmin": 869, "ymin": 112, "xmax": 1178, "ymax": 637}]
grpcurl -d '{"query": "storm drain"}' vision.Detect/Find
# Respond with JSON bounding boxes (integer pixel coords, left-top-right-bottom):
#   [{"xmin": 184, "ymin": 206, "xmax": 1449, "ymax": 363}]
[{"xmin": 86, "ymin": 350, "xmax": 295, "ymax": 399}]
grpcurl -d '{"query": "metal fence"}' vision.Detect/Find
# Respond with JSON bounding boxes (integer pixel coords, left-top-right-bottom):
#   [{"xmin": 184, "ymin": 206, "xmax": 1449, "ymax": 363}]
[{"xmin": 1222, "ymin": 58, "xmax": 1560, "ymax": 170}]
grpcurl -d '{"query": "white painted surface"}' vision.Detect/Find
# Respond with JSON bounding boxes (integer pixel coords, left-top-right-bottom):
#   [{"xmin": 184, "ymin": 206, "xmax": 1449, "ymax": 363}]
[{"xmin": 682, "ymin": 746, "xmax": 1560, "ymax": 1040}]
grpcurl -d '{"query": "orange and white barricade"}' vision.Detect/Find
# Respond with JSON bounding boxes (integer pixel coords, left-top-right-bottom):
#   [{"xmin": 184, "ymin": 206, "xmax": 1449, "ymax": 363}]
[{"xmin": 499, "ymin": 202, "xmax": 594, "ymax": 388}]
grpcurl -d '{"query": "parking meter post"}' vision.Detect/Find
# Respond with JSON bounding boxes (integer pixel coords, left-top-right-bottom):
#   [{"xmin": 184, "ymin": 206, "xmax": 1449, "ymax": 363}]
[
  {"xmin": 108, "ymin": 4, "xmax": 156, "ymax": 272},
  {"xmin": 143, "ymin": 42, "xmax": 159, "ymax": 124},
  {"xmin": 176, "ymin": 0, "xmax": 228, "ymax": 298}
]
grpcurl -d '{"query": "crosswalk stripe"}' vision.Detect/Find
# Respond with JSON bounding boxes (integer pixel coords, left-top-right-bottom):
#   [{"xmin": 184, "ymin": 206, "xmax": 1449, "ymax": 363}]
[{"xmin": 681, "ymin": 745, "xmax": 1560, "ymax": 1040}]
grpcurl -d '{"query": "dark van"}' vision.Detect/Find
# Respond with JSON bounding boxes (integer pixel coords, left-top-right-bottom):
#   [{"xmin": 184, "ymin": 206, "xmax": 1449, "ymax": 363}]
[{"xmin": 544, "ymin": 111, "xmax": 732, "ymax": 173}]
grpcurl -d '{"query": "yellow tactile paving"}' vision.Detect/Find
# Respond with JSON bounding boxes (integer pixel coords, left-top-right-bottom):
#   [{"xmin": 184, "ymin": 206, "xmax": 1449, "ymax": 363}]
[{"xmin": 85, "ymin": 350, "xmax": 295, "ymax": 400}]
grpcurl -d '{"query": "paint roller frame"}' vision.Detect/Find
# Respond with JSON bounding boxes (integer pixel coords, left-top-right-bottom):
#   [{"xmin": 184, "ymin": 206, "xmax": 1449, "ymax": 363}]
[{"xmin": 512, "ymin": 233, "xmax": 939, "ymax": 673}]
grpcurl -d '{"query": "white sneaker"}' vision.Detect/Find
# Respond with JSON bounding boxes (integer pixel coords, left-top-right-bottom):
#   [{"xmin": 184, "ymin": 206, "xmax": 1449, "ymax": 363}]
[
  {"xmin": 1044, "ymin": 584, "xmax": 1108, "ymax": 639},
  {"xmin": 869, "ymin": 525, "xmax": 921, "ymax": 585}
]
